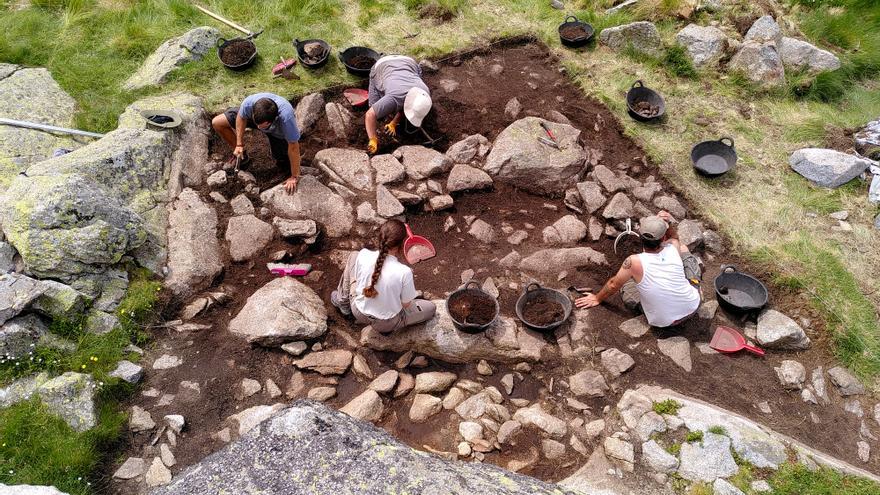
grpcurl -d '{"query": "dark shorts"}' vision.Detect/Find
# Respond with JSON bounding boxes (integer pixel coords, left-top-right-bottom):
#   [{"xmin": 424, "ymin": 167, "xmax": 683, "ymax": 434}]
[{"xmin": 224, "ymin": 108, "xmax": 290, "ymax": 170}]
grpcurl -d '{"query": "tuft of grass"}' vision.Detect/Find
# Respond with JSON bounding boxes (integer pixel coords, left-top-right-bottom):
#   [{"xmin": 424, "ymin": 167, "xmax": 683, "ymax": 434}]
[
  {"xmin": 685, "ymin": 430, "xmax": 704, "ymax": 443},
  {"xmin": 667, "ymin": 442, "xmax": 682, "ymax": 456},
  {"xmin": 707, "ymin": 425, "xmax": 727, "ymax": 436},
  {"xmin": 768, "ymin": 462, "xmax": 880, "ymax": 494},
  {"xmin": 652, "ymin": 398, "xmax": 682, "ymax": 416},
  {"xmin": 663, "ymin": 45, "xmax": 698, "ymax": 79},
  {"xmin": 0, "ymin": 398, "xmax": 125, "ymax": 495},
  {"xmin": 686, "ymin": 483, "xmax": 712, "ymax": 495}
]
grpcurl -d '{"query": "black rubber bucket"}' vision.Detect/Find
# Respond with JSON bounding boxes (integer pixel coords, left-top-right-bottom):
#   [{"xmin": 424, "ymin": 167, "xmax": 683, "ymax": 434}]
[
  {"xmin": 293, "ymin": 38, "xmax": 330, "ymax": 69},
  {"xmin": 713, "ymin": 265, "xmax": 768, "ymax": 314},
  {"xmin": 626, "ymin": 80, "xmax": 666, "ymax": 122},
  {"xmin": 515, "ymin": 283, "xmax": 572, "ymax": 333},
  {"xmin": 447, "ymin": 281, "xmax": 499, "ymax": 334},
  {"xmin": 692, "ymin": 137, "xmax": 737, "ymax": 177},
  {"xmin": 558, "ymin": 16, "xmax": 595, "ymax": 48},
  {"xmin": 339, "ymin": 46, "xmax": 381, "ymax": 76},
  {"xmin": 217, "ymin": 37, "xmax": 258, "ymax": 72}
]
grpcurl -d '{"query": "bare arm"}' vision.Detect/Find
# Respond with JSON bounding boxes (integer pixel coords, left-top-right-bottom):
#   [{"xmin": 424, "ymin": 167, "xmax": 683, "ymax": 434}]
[
  {"xmin": 575, "ymin": 256, "xmax": 636, "ymax": 309},
  {"xmin": 234, "ymin": 115, "xmax": 248, "ymax": 157},
  {"xmin": 365, "ymin": 108, "xmax": 379, "ymax": 141},
  {"xmin": 283, "ymin": 141, "xmax": 301, "ymax": 194}
]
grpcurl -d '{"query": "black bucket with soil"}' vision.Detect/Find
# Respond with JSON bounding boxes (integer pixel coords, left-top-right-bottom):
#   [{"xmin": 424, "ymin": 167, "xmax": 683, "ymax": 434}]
[
  {"xmin": 339, "ymin": 46, "xmax": 381, "ymax": 76},
  {"xmin": 516, "ymin": 283, "xmax": 572, "ymax": 332},
  {"xmin": 448, "ymin": 281, "xmax": 499, "ymax": 333},
  {"xmin": 218, "ymin": 37, "xmax": 258, "ymax": 71},
  {"xmin": 558, "ymin": 16, "xmax": 594, "ymax": 48}
]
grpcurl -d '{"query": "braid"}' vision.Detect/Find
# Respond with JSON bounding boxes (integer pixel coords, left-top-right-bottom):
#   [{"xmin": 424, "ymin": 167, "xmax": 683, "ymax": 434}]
[{"xmin": 363, "ymin": 245, "xmax": 388, "ymax": 298}]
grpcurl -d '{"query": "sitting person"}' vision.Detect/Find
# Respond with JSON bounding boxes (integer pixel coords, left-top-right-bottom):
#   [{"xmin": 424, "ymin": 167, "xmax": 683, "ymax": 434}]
[
  {"xmin": 575, "ymin": 211, "xmax": 702, "ymax": 328},
  {"xmin": 330, "ymin": 219, "xmax": 436, "ymax": 333}
]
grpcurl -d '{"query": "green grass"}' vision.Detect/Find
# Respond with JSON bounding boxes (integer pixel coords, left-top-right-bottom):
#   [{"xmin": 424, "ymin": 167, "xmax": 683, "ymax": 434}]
[
  {"xmin": 666, "ymin": 442, "xmax": 682, "ymax": 456},
  {"xmin": 753, "ymin": 235, "xmax": 880, "ymax": 381},
  {"xmin": 685, "ymin": 430, "xmax": 704, "ymax": 443},
  {"xmin": 652, "ymin": 398, "xmax": 682, "ymax": 416},
  {"xmin": 0, "ymin": 397, "xmax": 125, "ymax": 495},
  {"xmin": 768, "ymin": 462, "xmax": 880, "ymax": 494},
  {"xmin": 707, "ymin": 425, "xmax": 727, "ymax": 436}
]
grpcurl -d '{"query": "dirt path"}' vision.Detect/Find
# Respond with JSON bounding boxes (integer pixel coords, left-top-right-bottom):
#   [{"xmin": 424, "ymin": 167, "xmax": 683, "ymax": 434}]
[{"xmin": 108, "ymin": 41, "xmax": 878, "ymax": 493}]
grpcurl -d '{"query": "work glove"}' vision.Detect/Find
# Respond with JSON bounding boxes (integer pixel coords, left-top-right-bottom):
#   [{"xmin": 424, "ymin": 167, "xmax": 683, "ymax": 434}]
[
  {"xmin": 383, "ymin": 121, "xmax": 398, "ymax": 137},
  {"xmin": 367, "ymin": 138, "xmax": 378, "ymax": 155}
]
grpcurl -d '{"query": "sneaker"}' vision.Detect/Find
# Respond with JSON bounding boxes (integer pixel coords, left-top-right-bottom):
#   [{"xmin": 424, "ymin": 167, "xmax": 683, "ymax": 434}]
[{"xmin": 330, "ymin": 290, "xmax": 352, "ymax": 316}]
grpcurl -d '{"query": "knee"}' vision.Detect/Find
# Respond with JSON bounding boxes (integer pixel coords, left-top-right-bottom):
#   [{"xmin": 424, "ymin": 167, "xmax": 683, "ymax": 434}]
[
  {"xmin": 211, "ymin": 114, "xmax": 227, "ymax": 132},
  {"xmin": 420, "ymin": 300, "xmax": 437, "ymax": 317}
]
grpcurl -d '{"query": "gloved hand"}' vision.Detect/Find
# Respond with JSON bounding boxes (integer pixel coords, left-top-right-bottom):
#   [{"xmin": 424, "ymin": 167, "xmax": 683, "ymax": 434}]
[
  {"xmin": 367, "ymin": 138, "xmax": 378, "ymax": 154},
  {"xmin": 383, "ymin": 121, "xmax": 397, "ymax": 137}
]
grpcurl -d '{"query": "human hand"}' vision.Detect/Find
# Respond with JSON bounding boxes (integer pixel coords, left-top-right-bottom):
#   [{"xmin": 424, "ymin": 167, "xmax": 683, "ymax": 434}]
[
  {"xmin": 284, "ymin": 176, "xmax": 299, "ymax": 194},
  {"xmin": 367, "ymin": 138, "xmax": 378, "ymax": 154},
  {"xmin": 574, "ymin": 293, "xmax": 601, "ymax": 309},
  {"xmin": 233, "ymin": 145, "xmax": 245, "ymax": 158},
  {"xmin": 383, "ymin": 121, "xmax": 397, "ymax": 137},
  {"xmin": 657, "ymin": 210, "xmax": 675, "ymax": 224}
]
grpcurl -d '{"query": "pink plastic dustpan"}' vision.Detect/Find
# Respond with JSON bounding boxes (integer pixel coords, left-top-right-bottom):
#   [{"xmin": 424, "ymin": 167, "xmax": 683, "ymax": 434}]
[
  {"xmin": 343, "ymin": 88, "xmax": 369, "ymax": 108},
  {"xmin": 710, "ymin": 325, "xmax": 765, "ymax": 356},
  {"xmin": 403, "ymin": 223, "xmax": 435, "ymax": 264}
]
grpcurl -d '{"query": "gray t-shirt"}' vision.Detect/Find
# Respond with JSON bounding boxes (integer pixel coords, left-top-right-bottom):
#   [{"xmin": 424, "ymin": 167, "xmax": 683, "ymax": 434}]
[
  {"xmin": 368, "ymin": 56, "xmax": 430, "ymax": 120},
  {"xmin": 239, "ymin": 92, "xmax": 300, "ymax": 142}
]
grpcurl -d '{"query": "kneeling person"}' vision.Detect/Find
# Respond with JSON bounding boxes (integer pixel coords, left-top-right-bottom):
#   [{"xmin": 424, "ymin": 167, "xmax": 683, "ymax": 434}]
[
  {"xmin": 211, "ymin": 92, "xmax": 301, "ymax": 193},
  {"xmin": 365, "ymin": 55, "xmax": 432, "ymax": 154},
  {"xmin": 575, "ymin": 211, "xmax": 701, "ymax": 328},
  {"xmin": 331, "ymin": 219, "xmax": 436, "ymax": 333}
]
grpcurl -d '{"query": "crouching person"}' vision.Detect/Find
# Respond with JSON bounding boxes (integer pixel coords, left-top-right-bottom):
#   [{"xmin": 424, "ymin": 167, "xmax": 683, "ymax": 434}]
[{"xmin": 331, "ymin": 219, "xmax": 436, "ymax": 333}]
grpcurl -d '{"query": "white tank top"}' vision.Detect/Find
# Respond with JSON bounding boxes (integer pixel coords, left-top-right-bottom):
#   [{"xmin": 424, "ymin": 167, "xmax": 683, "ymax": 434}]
[{"xmin": 636, "ymin": 244, "xmax": 700, "ymax": 327}]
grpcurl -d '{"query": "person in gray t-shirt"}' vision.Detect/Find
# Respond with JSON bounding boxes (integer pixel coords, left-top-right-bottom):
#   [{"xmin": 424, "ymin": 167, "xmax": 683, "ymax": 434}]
[
  {"xmin": 365, "ymin": 56, "xmax": 433, "ymax": 154},
  {"xmin": 212, "ymin": 92, "xmax": 302, "ymax": 194}
]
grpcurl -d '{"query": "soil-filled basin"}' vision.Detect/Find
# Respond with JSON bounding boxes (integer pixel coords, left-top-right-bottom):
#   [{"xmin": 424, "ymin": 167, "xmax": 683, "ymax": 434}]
[
  {"xmin": 516, "ymin": 283, "xmax": 572, "ymax": 332},
  {"xmin": 219, "ymin": 38, "xmax": 257, "ymax": 71},
  {"xmin": 448, "ymin": 281, "xmax": 499, "ymax": 333}
]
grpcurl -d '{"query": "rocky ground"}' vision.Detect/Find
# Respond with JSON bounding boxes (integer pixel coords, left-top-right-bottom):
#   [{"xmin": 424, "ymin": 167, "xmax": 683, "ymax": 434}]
[{"xmin": 86, "ymin": 43, "xmax": 879, "ymax": 494}]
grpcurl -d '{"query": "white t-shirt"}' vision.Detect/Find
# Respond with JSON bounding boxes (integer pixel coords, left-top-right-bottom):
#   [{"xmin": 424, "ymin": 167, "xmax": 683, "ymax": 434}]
[
  {"xmin": 352, "ymin": 248, "xmax": 418, "ymax": 319},
  {"xmin": 636, "ymin": 244, "xmax": 701, "ymax": 327}
]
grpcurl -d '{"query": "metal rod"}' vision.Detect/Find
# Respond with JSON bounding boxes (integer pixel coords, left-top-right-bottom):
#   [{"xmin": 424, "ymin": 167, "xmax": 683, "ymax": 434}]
[
  {"xmin": 0, "ymin": 117, "xmax": 104, "ymax": 139},
  {"xmin": 194, "ymin": 4, "xmax": 253, "ymax": 36}
]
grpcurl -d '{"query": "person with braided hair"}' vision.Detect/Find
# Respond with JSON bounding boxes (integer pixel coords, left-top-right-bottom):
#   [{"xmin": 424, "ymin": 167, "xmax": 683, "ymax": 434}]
[{"xmin": 330, "ymin": 219, "xmax": 436, "ymax": 334}]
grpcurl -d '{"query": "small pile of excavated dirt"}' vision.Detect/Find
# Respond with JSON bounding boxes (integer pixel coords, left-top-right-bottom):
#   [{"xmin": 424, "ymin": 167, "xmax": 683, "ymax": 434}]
[
  {"xmin": 560, "ymin": 25, "xmax": 589, "ymax": 41},
  {"xmin": 348, "ymin": 55, "xmax": 375, "ymax": 70}
]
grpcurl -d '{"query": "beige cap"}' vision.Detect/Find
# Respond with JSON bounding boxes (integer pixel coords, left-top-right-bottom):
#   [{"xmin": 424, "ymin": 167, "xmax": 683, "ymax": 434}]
[
  {"xmin": 639, "ymin": 215, "xmax": 668, "ymax": 241},
  {"xmin": 404, "ymin": 87, "xmax": 432, "ymax": 127}
]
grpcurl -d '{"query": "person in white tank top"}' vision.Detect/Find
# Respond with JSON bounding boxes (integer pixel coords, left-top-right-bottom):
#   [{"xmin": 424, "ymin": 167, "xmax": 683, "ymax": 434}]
[{"xmin": 574, "ymin": 211, "xmax": 702, "ymax": 328}]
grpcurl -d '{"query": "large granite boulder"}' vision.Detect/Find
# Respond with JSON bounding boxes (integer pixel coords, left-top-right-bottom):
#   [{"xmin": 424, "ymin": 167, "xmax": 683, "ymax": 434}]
[
  {"xmin": 0, "ymin": 314, "xmax": 72, "ymax": 359},
  {"xmin": 229, "ymin": 277, "xmax": 327, "ymax": 346},
  {"xmin": 0, "ymin": 273, "xmax": 46, "ymax": 325},
  {"xmin": 0, "ymin": 173, "xmax": 147, "ymax": 279},
  {"xmin": 295, "ymin": 93, "xmax": 325, "ymax": 134},
  {"xmin": 0, "ymin": 372, "xmax": 96, "ymax": 432},
  {"xmin": 675, "ymin": 24, "xmax": 727, "ymax": 68},
  {"xmin": 789, "ymin": 148, "xmax": 871, "ymax": 188},
  {"xmin": 150, "ymin": 401, "xmax": 582, "ymax": 495},
  {"xmin": 0, "ymin": 66, "xmax": 80, "ymax": 188},
  {"xmin": 261, "ymin": 176, "xmax": 354, "ymax": 238},
  {"xmin": 225, "ymin": 214, "xmax": 273, "ymax": 262},
  {"xmin": 484, "ymin": 117, "xmax": 586, "ymax": 196},
  {"xmin": 744, "ymin": 16, "xmax": 782, "ymax": 45},
  {"xmin": 1, "ymin": 93, "xmax": 209, "ymax": 278},
  {"xmin": 314, "ymin": 148, "xmax": 374, "ymax": 192},
  {"xmin": 165, "ymin": 188, "xmax": 222, "ymax": 299},
  {"xmin": 779, "ymin": 37, "xmax": 840, "ymax": 74},
  {"xmin": 123, "ymin": 27, "xmax": 220, "ymax": 90},
  {"xmin": 729, "ymin": 42, "xmax": 785, "ymax": 86},
  {"xmin": 599, "ymin": 21, "xmax": 662, "ymax": 56},
  {"xmin": 361, "ymin": 300, "xmax": 547, "ymax": 364}
]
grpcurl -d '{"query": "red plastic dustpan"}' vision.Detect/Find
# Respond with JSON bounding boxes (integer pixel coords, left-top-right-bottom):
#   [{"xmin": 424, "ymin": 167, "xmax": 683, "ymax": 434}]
[
  {"xmin": 403, "ymin": 223, "xmax": 435, "ymax": 264},
  {"xmin": 710, "ymin": 326, "xmax": 765, "ymax": 356},
  {"xmin": 343, "ymin": 88, "xmax": 369, "ymax": 108}
]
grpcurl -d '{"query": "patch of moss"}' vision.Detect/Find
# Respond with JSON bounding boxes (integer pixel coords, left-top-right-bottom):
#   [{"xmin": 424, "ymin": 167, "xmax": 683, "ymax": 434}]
[{"xmin": 653, "ymin": 399, "xmax": 682, "ymax": 416}]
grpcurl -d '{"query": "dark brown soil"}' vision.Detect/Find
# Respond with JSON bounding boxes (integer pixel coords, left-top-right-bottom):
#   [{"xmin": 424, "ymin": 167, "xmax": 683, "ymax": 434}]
[
  {"xmin": 634, "ymin": 100, "xmax": 660, "ymax": 118},
  {"xmin": 220, "ymin": 39, "xmax": 256, "ymax": 67},
  {"xmin": 449, "ymin": 290, "xmax": 497, "ymax": 326},
  {"xmin": 108, "ymin": 39, "xmax": 879, "ymax": 493},
  {"xmin": 418, "ymin": 3, "xmax": 455, "ymax": 22},
  {"xmin": 521, "ymin": 295, "xmax": 566, "ymax": 327},
  {"xmin": 348, "ymin": 55, "xmax": 376, "ymax": 70},
  {"xmin": 560, "ymin": 25, "xmax": 589, "ymax": 41}
]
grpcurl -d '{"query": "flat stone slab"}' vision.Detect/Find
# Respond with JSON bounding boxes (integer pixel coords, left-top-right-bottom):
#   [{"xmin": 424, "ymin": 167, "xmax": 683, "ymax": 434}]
[{"xmin": 790, "ymin": 148, "xmax": 871, "ymax": 189}]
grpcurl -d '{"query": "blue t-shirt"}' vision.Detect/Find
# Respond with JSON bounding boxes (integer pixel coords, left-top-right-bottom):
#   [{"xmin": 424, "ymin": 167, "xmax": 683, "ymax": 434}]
[{"xmin": 239, "ymin": 92, "xmax": 300, "ymax": 142}]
